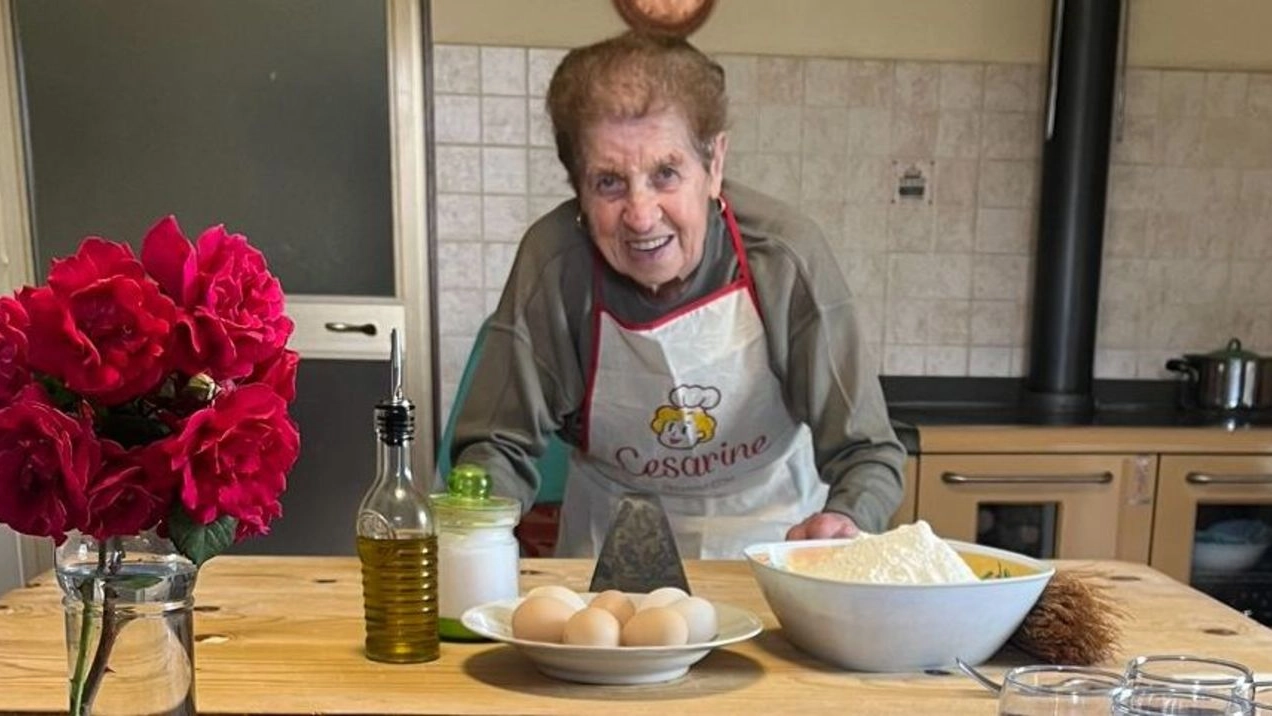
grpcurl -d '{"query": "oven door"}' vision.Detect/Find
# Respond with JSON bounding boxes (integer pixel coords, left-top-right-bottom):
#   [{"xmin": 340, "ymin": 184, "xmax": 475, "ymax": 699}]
[
  {"xmin": 1151, "ymin": 455, "xmax": 1272, "ymax": 624},
  {"xmin": 917, "ymin": 454, "xmax": 1156, "ymax": 561}
]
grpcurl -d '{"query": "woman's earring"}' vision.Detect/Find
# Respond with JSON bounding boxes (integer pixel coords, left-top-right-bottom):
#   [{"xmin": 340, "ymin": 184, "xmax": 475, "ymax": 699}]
[
  {"xmin": 715, "ymin": 196, "xmax": 726, "ymax": 214},
  {"xmin": 575, "ymin": 212, "xmax": 586, "ymax": 231}
]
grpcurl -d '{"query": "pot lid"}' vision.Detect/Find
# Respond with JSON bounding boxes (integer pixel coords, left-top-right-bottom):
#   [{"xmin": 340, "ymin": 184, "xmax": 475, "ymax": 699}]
[{"xmin": 1192, "ymin": 337, "xmax": 1260, "ymax": 360}]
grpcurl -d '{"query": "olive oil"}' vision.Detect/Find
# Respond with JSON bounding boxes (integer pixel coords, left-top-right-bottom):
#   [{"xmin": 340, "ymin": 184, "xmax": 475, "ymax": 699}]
[
  {"xmin": 356, "ymin": 329, "xmax": 440, "ymax": 663},
  {"xmin": 357, "ymin": 534, "xmax": 440, "ymax": 663}
]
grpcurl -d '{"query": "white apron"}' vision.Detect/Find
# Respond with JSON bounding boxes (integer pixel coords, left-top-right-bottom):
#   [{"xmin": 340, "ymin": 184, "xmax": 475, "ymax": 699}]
[{"xmin": 557, "ymin": 198, "xmax": 826, "ymax": 559}]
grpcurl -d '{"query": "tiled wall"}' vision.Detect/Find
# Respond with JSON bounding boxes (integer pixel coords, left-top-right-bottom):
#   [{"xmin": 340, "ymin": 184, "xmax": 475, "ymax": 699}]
[{"xmin": 432, "ymin": 44, "xmax": 1272, "ymax": 421}]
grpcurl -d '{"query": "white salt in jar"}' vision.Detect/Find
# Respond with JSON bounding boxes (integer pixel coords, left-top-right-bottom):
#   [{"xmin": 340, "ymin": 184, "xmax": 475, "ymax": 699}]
[{"xmin": 430, "ymin": 464, "xmax": 521, "ymax": 641}]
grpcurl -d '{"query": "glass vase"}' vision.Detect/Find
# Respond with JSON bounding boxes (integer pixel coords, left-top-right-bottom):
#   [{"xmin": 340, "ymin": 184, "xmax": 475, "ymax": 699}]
[{"xmin": 54, "ymin": 532, "xmax": 199, "ymax": 716}]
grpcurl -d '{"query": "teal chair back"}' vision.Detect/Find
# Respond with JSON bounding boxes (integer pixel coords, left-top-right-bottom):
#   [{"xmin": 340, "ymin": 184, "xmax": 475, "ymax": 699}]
[{"xmin": 437, "ymin": 317, "xmax": 568, "ymax": 504}]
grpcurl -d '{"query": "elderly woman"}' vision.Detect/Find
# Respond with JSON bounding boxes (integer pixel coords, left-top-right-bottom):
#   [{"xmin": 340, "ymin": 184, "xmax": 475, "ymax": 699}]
[{"xmin": 448, "ymin": 32, "xmax": 905, "ymax": 559}]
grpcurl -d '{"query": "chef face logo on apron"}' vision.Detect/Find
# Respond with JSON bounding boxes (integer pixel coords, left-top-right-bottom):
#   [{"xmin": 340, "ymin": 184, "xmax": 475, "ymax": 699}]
[{"xmin": 650, "ymin": 385, "xmax": 720, "ymax": 450}]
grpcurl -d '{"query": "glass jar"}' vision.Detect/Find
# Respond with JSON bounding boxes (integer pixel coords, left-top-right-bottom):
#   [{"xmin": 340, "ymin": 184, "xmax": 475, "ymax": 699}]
[
  {"xmin": 55, "ymin": 531, "xmax": 197, "ymax": 716},
  {"xmin": 431, "ymin": 464, "xmax": 521, "ymax": 641}
]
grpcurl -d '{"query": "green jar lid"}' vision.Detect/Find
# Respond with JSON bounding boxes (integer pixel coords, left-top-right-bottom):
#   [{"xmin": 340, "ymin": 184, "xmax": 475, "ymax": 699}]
[{"xmin": 430, "ymin": 464, "xmax": 520, "ymax": 527}]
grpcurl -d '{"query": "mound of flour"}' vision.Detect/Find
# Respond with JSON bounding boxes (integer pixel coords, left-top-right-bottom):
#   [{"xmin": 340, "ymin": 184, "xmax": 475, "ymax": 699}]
[{"xmin": 785, "ymin": 521, "xmax": 978, "ymax": 584}]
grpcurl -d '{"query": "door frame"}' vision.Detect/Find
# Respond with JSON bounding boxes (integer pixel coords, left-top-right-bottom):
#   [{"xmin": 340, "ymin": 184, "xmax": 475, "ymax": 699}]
[{"xmin": 0, "ymin": 0, "xmax": 434, "ymax": 582}]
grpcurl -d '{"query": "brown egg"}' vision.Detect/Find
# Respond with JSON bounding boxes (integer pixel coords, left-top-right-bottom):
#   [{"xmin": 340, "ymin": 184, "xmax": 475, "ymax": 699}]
[
  {"xmin": 562, "ymin": 607, "xmax": 622, "ymax": 646},
  {"xmin": 636, "ymin": 586, "xmax": 689, "ymax": 612},
  {"xmin": 669, "ymin": 596, "xmax": 718, "ymax": 643},
  {"xmin": 620, "ymin": 606, "xmax": 689, "ymax": 646},
  {"xmin": 589, "ymin": 590, "xmax": 636, "ymax": 625},
  {"xmin": 511, "ymin": 596, "xmax": 579, "ymax": 643}
]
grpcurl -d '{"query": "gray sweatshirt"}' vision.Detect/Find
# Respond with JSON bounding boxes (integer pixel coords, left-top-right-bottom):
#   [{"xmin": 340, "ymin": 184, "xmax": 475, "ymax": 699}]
[{"xmin": 450, "ymin": 180, "xmax": 905, "ymax": 532}]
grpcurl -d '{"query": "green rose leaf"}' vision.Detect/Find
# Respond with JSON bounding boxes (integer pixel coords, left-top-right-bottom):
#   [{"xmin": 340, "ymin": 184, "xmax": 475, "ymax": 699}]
[{"xmin": 168, "ymin": 509, "xmax": 238, "ymax": 567}]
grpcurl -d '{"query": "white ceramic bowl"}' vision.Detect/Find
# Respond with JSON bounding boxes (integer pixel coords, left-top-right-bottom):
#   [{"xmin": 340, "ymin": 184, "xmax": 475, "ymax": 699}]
[
  {"xmin": 1192, "ymin": 540, "xmax": 1270, "ymax": 573},
  {"xmin": 461, "ymin": 594, "xmax": 763, "ymax": 685},
  {"xmin": 743, "ymin": 538, "xmax": 1054, "ymax": 672}
]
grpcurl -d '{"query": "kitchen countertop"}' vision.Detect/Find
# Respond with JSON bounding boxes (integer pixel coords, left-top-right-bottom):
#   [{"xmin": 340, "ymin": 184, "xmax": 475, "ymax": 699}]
[{"xmin": 2, "ymin": 557, "xmax": 1271, "ymax": 715}]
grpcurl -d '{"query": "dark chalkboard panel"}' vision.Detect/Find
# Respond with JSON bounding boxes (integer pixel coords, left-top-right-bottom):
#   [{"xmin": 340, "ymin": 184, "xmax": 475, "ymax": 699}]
[{"xmin": 14, "ymin": 0, "xmax": 394, "ymax": 297}]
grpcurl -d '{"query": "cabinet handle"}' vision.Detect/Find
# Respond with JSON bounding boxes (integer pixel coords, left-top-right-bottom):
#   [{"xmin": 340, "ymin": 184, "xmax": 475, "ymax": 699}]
[
  {"xmin": 324, "ymin": 321, "xmax": 378, "ymax": 336},
  {"xmin": 1185, "ymin": 472, "xmax": 1272, "ymax": 486},
  {"xmin": 941, "ymin": 471, "xmax": 1114, "ymax": 485}
]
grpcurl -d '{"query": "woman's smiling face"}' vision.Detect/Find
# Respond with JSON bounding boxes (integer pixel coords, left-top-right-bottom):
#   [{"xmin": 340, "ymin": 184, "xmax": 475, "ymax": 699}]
[{"xmin": 576, "ymin": 110, "xmax": 726, "ymax": 295}]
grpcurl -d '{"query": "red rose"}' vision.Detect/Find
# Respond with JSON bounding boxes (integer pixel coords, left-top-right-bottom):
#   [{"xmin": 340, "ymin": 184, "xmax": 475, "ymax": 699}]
[
  {"xmin": 82, "ymin": 441, "xmax": 178, "ymax": 540},
  {"xmin": 0, "ymin": 296, "xmax": 30, "ymax": 405},
  {"xmin": 0, "ymin": 385, "xmax": 99, "ymax": 541},
  {"xmin": 21, "ymin": 239, "xmax": 176, "ymax": 406},
  {"xmin": 248, "ymin": 349, "xmax": 299, "ymax": 402},
  {"xmin": 142, "ymin": 216, "xmax": 294, "ymax": 381},
  {"xmin": 159, "ymin": 383, "xmax": 298, "ymax": 539}
]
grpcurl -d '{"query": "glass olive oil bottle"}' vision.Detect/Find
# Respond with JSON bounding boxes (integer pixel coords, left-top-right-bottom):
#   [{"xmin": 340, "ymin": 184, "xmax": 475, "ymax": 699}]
[{"xmin": 356, "ymin": 329, "xmax": 439, "ymax": 663}]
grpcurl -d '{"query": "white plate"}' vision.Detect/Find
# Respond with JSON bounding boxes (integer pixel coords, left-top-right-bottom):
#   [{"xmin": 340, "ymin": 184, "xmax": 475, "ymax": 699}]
[{"xmin": 461, "ymin": 594, "xmax": 763, "ymax": 685}]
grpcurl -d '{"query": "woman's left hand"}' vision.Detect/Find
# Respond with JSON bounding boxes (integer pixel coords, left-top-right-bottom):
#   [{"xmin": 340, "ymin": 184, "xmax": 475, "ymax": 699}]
[{"xmin": 785, "ymin": 512, "xmax": 861, "ymax": 540}]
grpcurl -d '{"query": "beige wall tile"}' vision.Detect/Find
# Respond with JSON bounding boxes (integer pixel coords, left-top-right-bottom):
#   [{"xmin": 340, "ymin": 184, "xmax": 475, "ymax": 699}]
[
  {"xmin": 804, "ymin": 58, "xmax": 850, "ymax": 107},
  {"xmin": 847, "ymin": 108, "xmax": 894, "ymax": 156},
  {"xmin": 481, "ymin": 96, "xmax": 527, "ymax": 144},
  {"xmin": 1203, "ymin": 117, "xmax": 1272, "ymax": 168},
  {"xmin": 1124, "ymin": 69, "xmax": 1161, "ymax": 116},
  {"xmin": 480, "ymin": 47, "xmax": 526, "ymax": 95},
  {"xmin": 884, "ymin": 297, "xmax": 931, "ymax": 344},
  {"xmin": 528, "ymin": 48, "xmax": 566, "ymax": 97},
  {"xmin": 758, "ymin": 105, "xmax": 803, "ymax": 153},
  {"xmin": 969, "ymin": 347, "xmax": 1012, "ymax": 376},
  {"xmin": 801, "ymin": 107, "xmax": 850, "ymax": 154},
  {"xmin": 1094, "ymin": 349, "xmax": 1139, "ymax": 379},
  {"xmin": 438, "ymin": 289, "xmax": 487, "ymax": 336},
  {"xmin": 983, "ymin": 64, "xmax": 1040, "ymax": 112},
  {"xmin": 1103, "ymin": 209, "xmax": 1148, "ymax": 258},
  {"xmin": 437, "ymin": 193, "xmax": 482, "ymax": 239},
  {"xmin": 1156, "ymin": 115, "xmax": 1205, "ymax": 166},
  {"xmin": 1112, "ymin": 114, "xmax": 1157, "ymax": 165},
  {"xmin": 528, "ymin": 100, "xmax": 554, "ymax": 147},
  {"xmin": 716, "ymin": 54, "xmax": 758, "ymax": 104},
  {"xmin": 482, "ymin": 195, "xmax": 527, "ymax": 241},
  {"xmin": 891, "ymin": 113, "xmax": 938, "ymax": 157},
  {"xmin": 975, "ymin": 207, "xmax": 1031, "ymax": 254},
  {"xmin": 482, "ymin": 242, "xmax": 519, "ymax": 290},
  {"xmin": 843, "ymin": 156, "xmax": 894, "ymax": 204},
  {"xmin": 978, "ymin": 160, "xmax": 1037, "ymax": 208},
  {"xmin": 758, "ymin": 56, "xmax": 804, "ymax": 104},
  {"xmin": 843, "ymin": 205, "xmax": 890, "ymax": 252},
  {"xmin": 1160, "ymin": 71, "xmax": 1206, "ymax": 117},
  {"xmin": 727, "ymin": 103, "xmax": 759, "ymax": 152},
  {"xmin": 894, "ymin": 62, "xmax": 940, "ymax": 112},
  {"xmin": 1096, "ymin": 301, "xmax": 1141, "ymax": 350},
  {"xmin": 934, "ymin": 159, "xmax": 978, "ymax": 206},
  {"xmin": 934, "ymin": 206, "xmax": 976, "ymax": 252},
  {"xmin": 436, "ymin": 241, "xmax": 483, "ymax": 289},
  {"xmin": 884, "ymin": 344, "xmax": 925, "ymax": 375},
  {"xmin": 436, "ymin": 145, "xmax": 482, "ymax": 193},
  {"xmin": 481, "ymin": 146, "xmax": 526, "ymax": 194},
  {"xmin": 936, "ymin": 111, "xmax": 981, "ymax": 159},
  {"xmin": 928, "ymin": 299, "xmax": 970, "ymax": 343},
  {"xmin": 971, "ymin": 255, "xmax": 1030, "ymax": 301},
  {"xmin": 1248, "ymin": 75, "xmax": 1272, "ymax": 119},
  {"xmin": 980, "ymin": 112, "xmax": 1040, "ymax": 160},
  {"xmin": 528, "ymin": 147, "xmax": 568, "ymax": 196},
  {"xmin": 436, "ymin": 94, "xmax": 482, "ymax": 143},
  {"xmin": 940, "ymin": 64, "xmax": 984, "ymax": 111},
  {"xmin": 924, "ymin": 346, "xmax": 969, "ymax": 376},
  {"xmin": 970, "ymin": 300, "xmax": 1021, "ymax": 345},
  {"xmin": 435, "ymin": 45, "xmax": 480, "ymax": 94},
  {"xmin": 800, "ymin": 152, "xmax": 847, "ymax": 202},
  {"xmin": 845, "ymin": 60, "xmax": 893, "ymax": 109},
  {"xmin": 888, "ymin": 204, "xmax": 933, "ymax": 252},
  {"xmin": 1205, "ymin": 72, "xmax": 1248, "ymax": 119}
]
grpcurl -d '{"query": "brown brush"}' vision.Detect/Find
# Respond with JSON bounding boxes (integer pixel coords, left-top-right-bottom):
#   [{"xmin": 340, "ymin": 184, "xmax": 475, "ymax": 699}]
[{"xmin": 1008, "ymin": 568, "xmax": 1130, "ymax": 665}]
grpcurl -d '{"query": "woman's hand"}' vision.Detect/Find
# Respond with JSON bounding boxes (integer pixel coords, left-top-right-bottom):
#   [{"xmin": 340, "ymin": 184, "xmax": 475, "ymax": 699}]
[{"xmin": 785, "ymin": 512, "xmax": 861, "ymax": 541}]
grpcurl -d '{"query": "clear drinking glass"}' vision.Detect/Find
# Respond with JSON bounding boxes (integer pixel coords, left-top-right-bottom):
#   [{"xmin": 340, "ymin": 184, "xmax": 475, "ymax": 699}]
[
  {"xmin": 1111, "ymin": 685, "xmax": 1254, "ymax": 715},
  {"xmin": 996, "ymin": 665, "xmax": 1125, "ymax": 716},
  {"xmin": 1125, "ymin": 655, "xmax": 1255, "ymax": 700}
]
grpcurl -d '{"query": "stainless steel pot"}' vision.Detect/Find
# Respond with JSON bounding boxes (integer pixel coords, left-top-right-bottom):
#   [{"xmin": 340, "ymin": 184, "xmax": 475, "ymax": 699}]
[
  {"xmin": 1258, "ymin": 357, "xmax": 1272, "ymax": 409},
  {"xmin": 1165, "ymin": 338, "xmax": 1262, "ymax": 411}
]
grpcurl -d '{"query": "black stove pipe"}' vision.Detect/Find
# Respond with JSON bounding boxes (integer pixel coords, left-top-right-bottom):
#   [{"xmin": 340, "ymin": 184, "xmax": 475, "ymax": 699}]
[{"xmin": 1023, "ymin": 0, "xmax": 1123, "ymax": 414}]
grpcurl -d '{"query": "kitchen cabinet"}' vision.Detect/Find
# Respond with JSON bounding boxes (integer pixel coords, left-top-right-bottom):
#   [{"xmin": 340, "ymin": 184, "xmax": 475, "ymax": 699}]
[
  {"xmin": 888, "ymin": 457, "xmax": 919, "ymax": 529},
  {"xmin": 1150, "ymin": 454, "xmax": 1272, "ymax": 623},
  {"xmin": 915, "ymin": 453, "xmax": 1155, "ymax": 560}
]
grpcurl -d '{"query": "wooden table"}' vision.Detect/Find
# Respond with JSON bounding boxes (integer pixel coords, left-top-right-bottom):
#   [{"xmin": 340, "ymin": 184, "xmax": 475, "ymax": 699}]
[{"xmin": 1, "ymin": 558, "xmax": 1270, "ymax": 715}]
